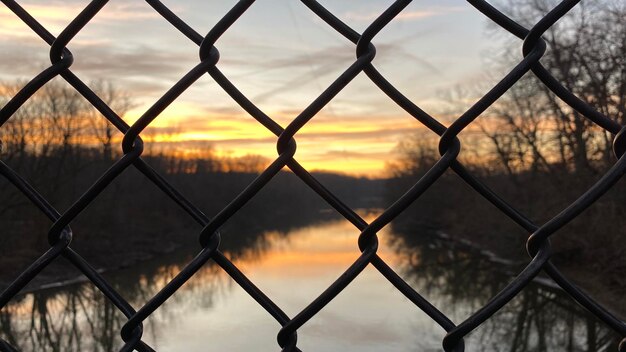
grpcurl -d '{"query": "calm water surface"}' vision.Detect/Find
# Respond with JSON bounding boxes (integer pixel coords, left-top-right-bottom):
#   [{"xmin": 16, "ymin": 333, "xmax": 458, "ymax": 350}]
[{"xmin": 0, "ymin": 211, "xmax": 620, "ymax": 351}]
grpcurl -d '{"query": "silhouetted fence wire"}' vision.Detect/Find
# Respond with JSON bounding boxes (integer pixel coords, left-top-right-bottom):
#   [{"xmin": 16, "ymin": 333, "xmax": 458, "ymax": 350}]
[{"xmin": 0, "ymin": 0, "xmax": 625, "ymax": 351}]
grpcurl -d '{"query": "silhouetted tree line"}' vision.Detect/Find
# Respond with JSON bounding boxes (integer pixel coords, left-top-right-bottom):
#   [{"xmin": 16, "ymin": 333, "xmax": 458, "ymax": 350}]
[
  {"xmin": 387, "ymin": 0, "xmax": 625, "ymax": 301},
  {"xmin": 0, "ymin": 79, "xmax": 385, "ymax": 289}
]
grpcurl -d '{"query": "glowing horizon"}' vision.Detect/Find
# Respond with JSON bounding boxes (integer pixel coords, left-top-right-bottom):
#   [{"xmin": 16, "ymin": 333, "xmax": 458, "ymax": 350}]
[{"xmin": 0, "ymin": 0, "xmax": 497, "ymax": 177}]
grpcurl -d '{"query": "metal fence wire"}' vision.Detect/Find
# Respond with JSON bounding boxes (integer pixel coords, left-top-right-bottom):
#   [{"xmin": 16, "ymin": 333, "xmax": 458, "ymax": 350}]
[{"xmin": 0, "ymin": 0, "xmax": 625, "ymax": 351}]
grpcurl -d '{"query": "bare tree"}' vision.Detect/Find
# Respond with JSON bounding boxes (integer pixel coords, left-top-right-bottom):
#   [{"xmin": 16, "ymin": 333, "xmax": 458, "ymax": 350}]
[
  {"xmin": 387, "ymin": 131, "xmax": 439, "ymax": 178},
  {"xmin": 482, "ymin": 0, "xmax": 625, "ymax": 176},
  {"xmin": 0, "ymin": 78, "xmax": 134, "ymax": 208},
  {"xmin": 88, "ymin": 80, "xmax": 135, "ymax": 161}
]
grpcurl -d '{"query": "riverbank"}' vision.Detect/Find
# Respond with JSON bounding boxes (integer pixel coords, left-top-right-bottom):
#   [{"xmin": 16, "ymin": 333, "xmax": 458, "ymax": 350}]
[
  {"xmin": 0, "ymin": 207, "xmax": 343, "ymax": 293},
  {"xmin": 390, "ymin": 216, "xmax": 626, "ymax": 322},
  {"xmin": 439, "ymin": 228, "xmax": 626, "ymax": 320},
  {"xmin": 386, "ymin": 171, "xmax": 626, "ymax": 321},
  {"xmin": 0, "ymin": 167, "xmax": 385, "ymax": 293}
]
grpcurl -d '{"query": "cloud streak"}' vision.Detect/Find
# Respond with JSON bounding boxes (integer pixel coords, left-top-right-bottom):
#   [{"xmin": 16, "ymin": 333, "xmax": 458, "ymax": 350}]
[
  {"xmin": 343, "ymin": 6, "xmax": 467, "ymax": 22},
  {"xmin": 0, "ymin": 0, "xmax": 488, "ymax": 175}
]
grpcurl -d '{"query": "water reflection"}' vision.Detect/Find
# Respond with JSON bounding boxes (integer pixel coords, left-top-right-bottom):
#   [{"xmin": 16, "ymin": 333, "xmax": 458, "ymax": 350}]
[
  {"xmin": 0, "ymin": 212, "xmax": 620, "ymax": 351},
  {"xmin": 389, "ymin": 225, "xmax": 621, "ymax": 351}
]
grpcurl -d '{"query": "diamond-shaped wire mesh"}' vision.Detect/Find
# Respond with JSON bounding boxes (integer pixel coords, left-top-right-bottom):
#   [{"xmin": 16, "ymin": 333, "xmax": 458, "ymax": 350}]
[{"xmin": 0, "ymin": 0, "xmax": 625, "ymax": 351}]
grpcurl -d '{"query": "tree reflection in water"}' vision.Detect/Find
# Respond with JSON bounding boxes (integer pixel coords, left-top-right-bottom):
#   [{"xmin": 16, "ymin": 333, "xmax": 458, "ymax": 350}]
[
  {"xmin": 387, "ymin": 224, "xmax": 621, "ymax": 352},
  {"xmin": 1, "ymin": 214, "xmax": 622, "ymax": 351},
  {"xmin": 0, "ymin": 222, "xmax": 278, "ymax": 352},
  {"xmin": 1, "ymin": 285, "xmax": 125, "ymax": 351}
]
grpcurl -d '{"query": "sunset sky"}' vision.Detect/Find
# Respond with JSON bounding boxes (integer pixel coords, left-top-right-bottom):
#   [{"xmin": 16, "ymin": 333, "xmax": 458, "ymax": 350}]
[{"xmin": 0, "ymin": 0, "xmax": 506, "ymax": 176}]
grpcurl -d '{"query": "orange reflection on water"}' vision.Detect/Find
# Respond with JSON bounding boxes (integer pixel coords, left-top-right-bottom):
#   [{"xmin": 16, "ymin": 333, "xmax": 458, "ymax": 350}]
[{"xmin": 233, "ymin": 212, "xmax": 401, "ymax": 279}]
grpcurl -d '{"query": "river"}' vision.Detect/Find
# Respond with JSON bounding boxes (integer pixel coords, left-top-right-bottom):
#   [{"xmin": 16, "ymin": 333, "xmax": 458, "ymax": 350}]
[{"xmin": 0, "ymin": 210, "xmax": 620, "ymax": 351}]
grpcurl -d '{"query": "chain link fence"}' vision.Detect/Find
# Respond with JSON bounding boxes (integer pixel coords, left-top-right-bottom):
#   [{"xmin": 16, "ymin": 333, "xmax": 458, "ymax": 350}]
[{"xmin": 0, "ymin": 0, "xmax": 625, "ymax": 351}]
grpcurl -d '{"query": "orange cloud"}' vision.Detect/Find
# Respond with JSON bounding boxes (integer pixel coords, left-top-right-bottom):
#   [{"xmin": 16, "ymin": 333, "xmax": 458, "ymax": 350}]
[{"xmin": 130, "ymin": 103, "xmax": 425, "ymax": 176}]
